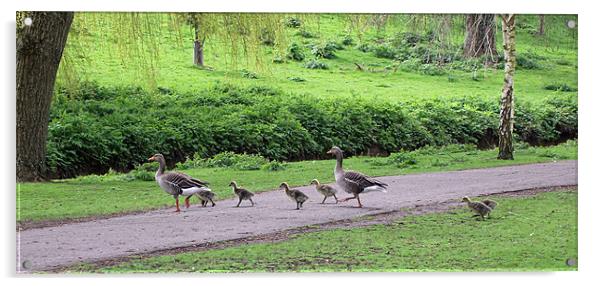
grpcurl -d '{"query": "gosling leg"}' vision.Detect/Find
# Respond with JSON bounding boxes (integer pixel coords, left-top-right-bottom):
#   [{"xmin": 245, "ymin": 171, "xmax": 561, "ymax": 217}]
[
  {"xmin": 321, "ymin": 196, "xmax": 327, "ymax": 204},
  {"xmin": 333, "ymin": 194, "xmax": 338, "ymax": 203},
  {"xmin": 210, "ymin": 198, "xmax": 216, "ymax": 207},
  {"xmin": 236, "ymin": 198, "xmax": 242, "ymax": 207},
  {"xmin": 296, "ymin": 202, "xmax": 300, "ymax": 210},
  {"xmin": 249, "ymin": 198, "xmax": 255, "ymax": 207}
]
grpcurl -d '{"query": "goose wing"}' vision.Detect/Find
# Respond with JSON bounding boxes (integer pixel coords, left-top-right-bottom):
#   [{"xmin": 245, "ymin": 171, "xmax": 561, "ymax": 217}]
[
  {"xmin": 343, "ymin": 171, "xmax": 388, "ymax": 190},
  {"xmin": 162, "ymin": 172, "xmax": 208, "ymax": 192}
]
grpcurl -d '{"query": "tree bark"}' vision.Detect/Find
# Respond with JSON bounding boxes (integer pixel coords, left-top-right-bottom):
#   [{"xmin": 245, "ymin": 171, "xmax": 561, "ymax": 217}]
[
  {"xmin": 192, "ymin": 22, "xmax": 205, "ymax": 67},
  {"xmin": 16, "ymin": 12, "xmax": 74, "ymax": 181},
  {"xmin": 463, "ymin": 14, "xmax": 498, "ymax": 61},
  {"xmin": 498, "ymin": 14, "xmax": 516, "ymax": 160},
  {"xmin": 538, "ymin": 14, "xmax": 545, "ymax": 36}
]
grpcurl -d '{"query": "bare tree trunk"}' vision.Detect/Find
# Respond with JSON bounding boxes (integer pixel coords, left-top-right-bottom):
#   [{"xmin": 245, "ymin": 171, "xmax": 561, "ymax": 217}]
[
  {"xmin": 463, "ymin": 14, "xmax": 498, "ymax": 62},
  {"xmin": 538, "ymin": 14, "xmax": 545, "ymax": 36},
  {"xmin": 498, "ymin": 14, "xmax": 516, "ymax": 160},
  {"xmin": 17, "ymin": 12, "xmax": 74, "ymax": 182},
  {"xmin": 192, "ymin": 22, "xmax": 205, "ymax": 67}
]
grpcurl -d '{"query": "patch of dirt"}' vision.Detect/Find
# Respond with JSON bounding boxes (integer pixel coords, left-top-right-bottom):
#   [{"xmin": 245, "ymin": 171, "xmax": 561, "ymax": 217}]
[{"xmin": 51, "ymin": 185, "xmax": 576, "ymax": 273}]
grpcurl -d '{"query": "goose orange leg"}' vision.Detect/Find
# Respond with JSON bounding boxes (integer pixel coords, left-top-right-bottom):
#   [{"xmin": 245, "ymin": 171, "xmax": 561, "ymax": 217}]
[
  {"xmin": 174, "ymin": 198, "xmax": 181, "ymax": 212},
  {"xmin": 185, "ymin": 195, "xmax": 192, "ymax": 208},
  {"xmin": 356, "ymin": 195, "xmax": 363, "ymax": 208}
]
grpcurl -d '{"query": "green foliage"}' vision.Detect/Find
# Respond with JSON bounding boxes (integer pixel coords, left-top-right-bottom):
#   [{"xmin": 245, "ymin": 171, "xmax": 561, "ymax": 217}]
[
  {"xmin": 262, "ymin": 161, "xmax": 287, "ymax": 171},
  {"xmin": 341, "ymin": 35, "xmax": 354, "ymax": 46},
  {"xmin": 285, "ymin": 17, "xmax": 302, "ymax": 28},
  {"xmin": 287, "ymin": 76, "xmax": 306, "ymax": 82},
  {"xmin": 516, "ymin": 52, "xmax": 543, "ymax": 69},
  {"xmin": 304, "ymin": 60, "xmax": 329, "ymax": 69},
  {"xmin": 356, "ymin": 43, "xmax": 372, "ymax": 53},
  {"xmin": 240, "ymin": 69, "xmax": 258, "ymax": 79},
  {"xmin": 310, "ymin": 43, "xmax": 337, "ymax": 59},
  {"xmin": 544, "ymin": 83, "xmax": 577, "ymax": 92},
  {"xmin": 203, "ymin": 152, "xmax": 269, "ymax": 170},
  {"xmin": 286, "ymin": 42, "xmax": 305, "ymax": 61},
  {"xmin": 46, "ymin": 82, "xmax": 577, "ymax": 179},
  {"xmin": 296, "ymin": 29, "xmax": 316, "ymax": 38}
]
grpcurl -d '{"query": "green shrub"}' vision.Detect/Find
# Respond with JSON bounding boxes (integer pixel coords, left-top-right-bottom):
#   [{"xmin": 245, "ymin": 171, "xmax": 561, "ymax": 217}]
[
  {"xmin": 310, "ymin": 43, "xmax": 337, "ymax": 59},
  {"xmin": 372, "ymin": 44, "xmax": 398, "ymax": 59},
  {"xmin": 356, "ymin": 43, "xmax": 372, "ymax": 53},
  {"xmin": 544, "ymin": 83, "xmax": 577, "ymax": 92},
  {"xmin": 286, "ymin": 42, "xmax": 305, "ymax": 61},
  {"xmin": 288, "ymin": 76, "xmax": 306, "ymax": 82},
  {"xmin": 46, "ymin": 82, "xmax": 578, "ymax": 179},
  {"xmin": 296, "ymin": 30, "xmax": 316, "ymax": 38},
  {"xmin": 262, "ymin": 161, "xmax": 287, "ymax": 171},
  {"xmin": 304, "ymin": 60, "xmax": 328, "ymax": 69},
  {"xmin": 285, "ymin": 17, "xmax": 302, "ymax": 28},
  {"xmin": 387, "ymin": 151, "xmax": 418, "ymax": 167},
  {"xmin": 241, "ymin": 69, "xmax": 258, "ymax": 79},
  {"xmin": 341, "ymin": 35, "xmax": 354, "ymax": 46}
]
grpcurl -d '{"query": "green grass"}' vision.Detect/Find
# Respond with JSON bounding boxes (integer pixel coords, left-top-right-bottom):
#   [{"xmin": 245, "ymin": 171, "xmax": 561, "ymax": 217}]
[
  {"xmin": 17, "ymin": 141, "xmax": 577, "ymax": 223},
  {"xmin": 62, "ymin": 14, "xmax": 577, "ymax": 105},
  {"xmin": 69, "ymin": 189, "xmax": 577, "ymax": 272}
]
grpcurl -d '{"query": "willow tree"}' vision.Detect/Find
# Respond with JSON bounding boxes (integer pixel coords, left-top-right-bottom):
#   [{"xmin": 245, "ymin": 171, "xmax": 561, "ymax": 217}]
[
  {"xmin": 498, "ymin": 14, "xmax": 516, "ymax": 160},
  {"xmin": 17, "ymin": 12, "xmax": 74, "ymax": 182},
  {"xmin": 463, "ymin": 14, "xmax": 498, "ymax": 62},
  {"xmin": 17, "ymin": 12, "xmax": 288, "ymax": 181}
]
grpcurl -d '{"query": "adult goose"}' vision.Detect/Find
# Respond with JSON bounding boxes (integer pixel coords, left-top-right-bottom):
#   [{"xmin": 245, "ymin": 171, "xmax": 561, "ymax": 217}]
[
  {"xmin": 326, "ymin": 146, "xmax": 387, "ymax": 208},
  {"xmin": 148, "ymin": 153, "xmax": 211, "ymax": 212}
]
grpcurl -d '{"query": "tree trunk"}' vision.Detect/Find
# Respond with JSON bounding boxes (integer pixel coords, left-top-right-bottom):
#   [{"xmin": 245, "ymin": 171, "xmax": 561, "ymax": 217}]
[
  {"xmin": 498, "ymin": 14, "xmax": 516, "ymax": 160},
  {"xmin": 193, "ymin": 39, "xmax": 204, "ymax": 67},
  {"xmin": 463, "ymin": 14, "xmax": 498, "ymax": 61},
  {"xmin": 193, "ymin": 23, "xmax": 204, "ymax": 67},
  {"xmin": 16, "ymin": 12, "xmax": 74, "ymax": 181},
  {"xmin": 538, "ymin": 14, "xmax": 545, "ymax": 36}
]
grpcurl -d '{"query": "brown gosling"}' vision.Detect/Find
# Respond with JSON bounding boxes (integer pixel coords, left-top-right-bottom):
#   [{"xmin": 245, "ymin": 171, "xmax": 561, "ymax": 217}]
[
  {"xmin": 310, "ymin": 179, "xmax": 338, "ymax": 204},
  {"xmin": 195, "ymin": 190, "xmax": 216, "ymax": 207},
  {"xmin": 229, "ymin": 181, "xmax": 255, "ymax": 207},
  {"xmin": 461, "ymin": 196, "xmax": 493, "ymax": 220},
  {"xmin": 482, "ymin": 199, "xmax": 498, "ymax": 210},
  {"xmin": 279, "ymin": 182, "xmax": 309, "ymax": 210}
]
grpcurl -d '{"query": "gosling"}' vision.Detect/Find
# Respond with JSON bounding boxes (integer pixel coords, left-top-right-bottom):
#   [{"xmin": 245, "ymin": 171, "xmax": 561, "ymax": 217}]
[
  {"xmin": 229, "ymin": 181, "xmax": 255, "ymax": 207},
  {"xmin": 482, "ymin": 199, "xmax": 498, "ymax": 210},
  {"xmin": 310, "ymin": 179, "xmax": 338, "ymax": 204},
  {"xmin": 195, "ymin": 190, "xmax": 216, "ymax": 207},
  {"xmin": 461, "ymin": 196, "xmax": 493, "ymax": 220},
  {"xmin": 279, "ymin": 182, "xmax": 309, "ymax": 210}
]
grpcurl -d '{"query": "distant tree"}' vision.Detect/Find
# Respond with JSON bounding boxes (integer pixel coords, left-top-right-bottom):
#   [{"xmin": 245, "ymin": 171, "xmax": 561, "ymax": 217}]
[
  {"xmin": 463, "ymin": 14, "xmax": 498, "ymax": 62},
  {"xmin": 538, "ymin": 14, "xmax": 545, "ymax": 36},
  {"xmin": 498, "ymin": 14, "xmax": 516, "ymax": 160},
  {"xmin": 185, "ymin": 13, "xmax": 216, "ymax": 67},
  {"xmin": 17, "ymin": 12, "xmax": 74, "ymax": 182}
]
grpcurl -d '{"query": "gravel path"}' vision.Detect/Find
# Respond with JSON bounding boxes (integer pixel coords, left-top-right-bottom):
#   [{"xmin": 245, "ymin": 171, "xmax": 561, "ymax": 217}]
[{"xmin": 16, "ymin": 161, "xmax": 577, "ymax": 272}]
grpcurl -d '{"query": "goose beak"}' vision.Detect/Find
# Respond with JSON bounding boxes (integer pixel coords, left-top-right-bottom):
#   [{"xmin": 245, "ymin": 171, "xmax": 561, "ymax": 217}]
[
  {"xmin": 148, "ymin": 156, "xmax": 155, "ymax": 161},
  {"xmin": 326, "ymin": 150, "xmax": 333, "ymax": 154}
]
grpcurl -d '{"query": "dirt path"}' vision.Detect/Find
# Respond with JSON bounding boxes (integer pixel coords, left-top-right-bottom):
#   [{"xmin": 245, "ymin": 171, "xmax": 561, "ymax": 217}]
[{"xmin": 16, "ymin": 161, "xmax": 577, "ymax": 272}]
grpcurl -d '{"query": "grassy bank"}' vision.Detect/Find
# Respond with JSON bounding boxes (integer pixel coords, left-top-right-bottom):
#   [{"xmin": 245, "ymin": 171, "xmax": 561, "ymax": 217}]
[
  {"xmin": 17, "ymin": 141, "xmax": 577, "ymax": 223},
  {"xmin": 70, "ymin": 189, "xmax": 577, "ymax": 272}
]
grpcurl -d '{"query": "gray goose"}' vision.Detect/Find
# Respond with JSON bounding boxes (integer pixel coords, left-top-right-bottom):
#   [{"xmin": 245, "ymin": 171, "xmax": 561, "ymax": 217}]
[
  {"xmin": 229, "ymin": 181, "xmax": 255, "ymax": 207},
  {"xmin": 279, "ymin": 182, "xmax": 308, "ymax": 210},
  {"xmin": 310, "ymin": 179, "xmax": 338, "ymax": 204},
  {"xmin": 327, "ymin": 146, "xmax": 387, "ymax": 208},
  {"xmin": 148, "ymin": 153, "xmax": 211, "ymax": 212},
  {"xmin": 461, "ymin": 196, "xmax": 493, "ymax": 220}
]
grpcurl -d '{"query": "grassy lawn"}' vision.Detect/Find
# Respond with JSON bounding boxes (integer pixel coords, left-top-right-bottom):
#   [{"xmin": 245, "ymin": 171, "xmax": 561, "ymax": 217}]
[
  {"xmin": 17, "ymin": 141, "xmax": 577, "ymax": 223},
  {"xmin": 64, "ymin": 14, "xmax": 577, "ymax": 104},
  {"xmin": 69, "ymin": 189, "xmax": 577, "ymax": 273}
]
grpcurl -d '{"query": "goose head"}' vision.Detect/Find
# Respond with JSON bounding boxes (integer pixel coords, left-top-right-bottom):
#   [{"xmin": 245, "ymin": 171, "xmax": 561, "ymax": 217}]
[
  {"xmin": 326, "ymin": 146, "xmax": 343, "ymax": 156},
  {"xmin": 310, "ymin": 179, "xmax": 319, "ymax": 185},
  {"xmin": 279, "ymin": 182, "xmax": 289, "ymax": 191},
  {"xmin": 148, "ymin": 153, "xmax": 165, "ymax": 162}
]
